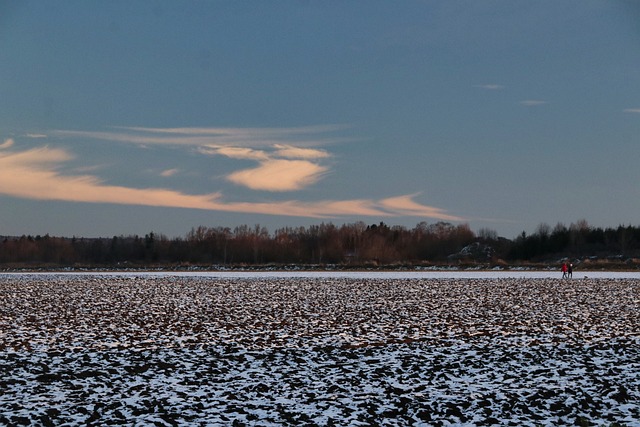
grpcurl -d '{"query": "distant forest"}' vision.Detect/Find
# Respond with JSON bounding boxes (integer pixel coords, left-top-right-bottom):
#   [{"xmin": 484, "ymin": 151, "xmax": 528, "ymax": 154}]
[{"xmin": 1, "ymin": 220, "xmax": 640, "ymax": 269}]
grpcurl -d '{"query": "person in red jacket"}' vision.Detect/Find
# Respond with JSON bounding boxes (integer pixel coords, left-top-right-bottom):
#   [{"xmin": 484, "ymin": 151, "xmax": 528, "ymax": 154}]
[{"xmin": 561, "ymin": 262, "xmax": 568, "ymax": 279}]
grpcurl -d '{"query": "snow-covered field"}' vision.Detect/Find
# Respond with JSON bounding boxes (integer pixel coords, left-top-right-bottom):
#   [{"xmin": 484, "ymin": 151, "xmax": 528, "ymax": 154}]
[{"xmin": 1, "ymin": 274, "xmax": 638, "ymax": 426}]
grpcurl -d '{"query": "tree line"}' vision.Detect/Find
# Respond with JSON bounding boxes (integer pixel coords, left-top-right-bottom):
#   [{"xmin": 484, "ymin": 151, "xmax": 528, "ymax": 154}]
[{"xmin": 1, "ymin": 220, "xmax": 639, "ymax": 267}]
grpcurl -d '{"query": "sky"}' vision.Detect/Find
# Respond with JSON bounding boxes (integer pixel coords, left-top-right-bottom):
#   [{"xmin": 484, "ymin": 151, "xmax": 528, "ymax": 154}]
[{"xmin": 1, "ymin": 1, "xmax": 639, "ymax": 239}]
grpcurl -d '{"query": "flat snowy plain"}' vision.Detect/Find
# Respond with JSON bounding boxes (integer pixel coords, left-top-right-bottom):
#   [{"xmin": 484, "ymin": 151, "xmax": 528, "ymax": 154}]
[{"xmin": 1, "ymin": 271, "xmax": 638, "ymax": 426}]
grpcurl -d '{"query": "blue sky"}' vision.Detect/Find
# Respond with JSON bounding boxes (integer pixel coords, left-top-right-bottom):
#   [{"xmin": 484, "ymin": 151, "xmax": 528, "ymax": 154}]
[{"xmin": 1, "ymin": 1, "xmax": 639, "ymax": 239}]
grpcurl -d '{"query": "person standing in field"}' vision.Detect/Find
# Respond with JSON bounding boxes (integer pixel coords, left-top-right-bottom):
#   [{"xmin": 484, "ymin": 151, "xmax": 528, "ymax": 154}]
[
  {"xmin": 568, "ymin": 263, "xmax": 573, "ymax": 278},
  {"xmin": 561, "ymin": 262, "xmax": 568, "ymax": 279}
]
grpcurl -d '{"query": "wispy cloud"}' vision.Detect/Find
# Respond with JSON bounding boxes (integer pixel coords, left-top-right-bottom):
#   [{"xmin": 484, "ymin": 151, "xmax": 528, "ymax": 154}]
[
  {"xmin": 0, "ymin": 146, "xmax": 223, "ymax": 210},
  {"xmin": 476, "ymin": 84, "xmax": 505, "ymax": 90},
  {"xmin": 0, "ymin": 138, "xmax": 14, "ymax": 149},
  {"xmin": 53, "ymin": 125, "xmax": 351, "ymax": 148},
  {"xmin": 520, "ymin": 100, "xmax": 547, "ymax": 106},
  {"xmin": 199, "ymin": 144, "xmax": 330, "ymax": 162},
  {"xmin": 379, "ymin": 194, "xmax": 463, "ymax": 221},
  {"xmin": 273, "ymin": 144, "xmax": 331, "ymax": 160},
  {"xmin": 198, "ymin": 146, "xmax": 271, "ymax": 161},
  {"xmin": 623, "ymin": 108, "xmax": 640, "ymax": 113},
  {"xmin": 199, "ymin": 143, "xmax": 332, "ymax": 191},
  {"xmin": 227, "ymin": 159, "xmax": 328, "ymax": 191},
  {"xmin": 54, "ymin": 126, "xmax": 338, "ymax": 192},
  {"xmin": 160, "ymin": 168, "xmax": 179, "ymax": 177},
  {"xmin": 0, "ymin": 143, "xmax": 461, "ymax": 221}
]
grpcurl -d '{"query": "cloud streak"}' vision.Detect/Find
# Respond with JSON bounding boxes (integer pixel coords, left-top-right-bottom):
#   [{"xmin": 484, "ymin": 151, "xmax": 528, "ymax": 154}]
[
  {"xmin": 520, "ymin": 100, "xmax": 547, "ymax": 106},
  {"xmin": 160, "ymin": 168, "xmax": 179, "ymax": 177},
  {"xmin": 54, "ymin": 126, "xmax": 338, "ymax": 192},
  {"xmin": 227, "ymin": 159, "xmax": 328, "ymax": 191},
  {"xmin": 0, "ymin": 143, "xmax": 462, "ymax": 221},
  {"xmin": 0, "ymin": 146, "xmax": 223, "ymax": 210},
  {"xmin": 0, "ymin": 138, "xmax": 15, "ymax": 149},
  {"xmin": 476, "ymin": 84, "xmax": 505, "ymax": 90},
  {"xmin": 199, "ymin": 143, "xmax": 332, "ymax": 192},
  {"xmin": 53, "ymin": 125, "xmax": 351, "ymax": 148},
  {"xmin": 379, "ymin": 194, "xmax": 462, "ymax": 221}
]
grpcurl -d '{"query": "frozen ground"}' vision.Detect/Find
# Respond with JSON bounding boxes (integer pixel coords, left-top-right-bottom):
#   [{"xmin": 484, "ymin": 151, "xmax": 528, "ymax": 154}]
[
  {"xmin": 9, "ymin": 269, "xmax": 640, "ymax": 280},
  {"xmin": 0, "ymin": 274, "xmax": 638, "ymax": 426}
]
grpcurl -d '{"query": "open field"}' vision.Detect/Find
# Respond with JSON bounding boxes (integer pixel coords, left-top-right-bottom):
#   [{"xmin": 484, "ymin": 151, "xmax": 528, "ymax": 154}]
[{"xmin": 0, "ymin": 274, "xmax": 638, "ymax": 426}]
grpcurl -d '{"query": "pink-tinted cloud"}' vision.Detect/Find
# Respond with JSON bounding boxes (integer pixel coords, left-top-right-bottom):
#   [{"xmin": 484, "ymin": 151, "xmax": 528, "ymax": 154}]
[
  {"xmin": 0, "ymin": 138, "xmax": 14, "ymax": 149},
  {"xmin": 379, "ymin": 194, "xmax": 463, "ymax": 221},
  {"xmin": 160, "ymin": 168, "xmax": 179, "ymax": 177},
  {"xmin": 0, "ymin": 144, "xmax": 462, "ymax": 221},
  {"xmin": 200, "ymin": 143, "xmax": 332, "ymax": 191},
  {"xmin": 199, "ymin": 145, "xmax": 270, "ymax": 161},
  {"xmin": 55, "ymin": 126, "xmax": 336, "ymax": 192},
  {"xmin": 272, "ymin": 144, "xmax": 331, "ymax": 160},
  {"xmin": 0, "ymin": 147, "xmax": 223, "ymax": 209},
  {"xmin": 227, "ymin": 159, "xmax": 328, "ymax": 191}
]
